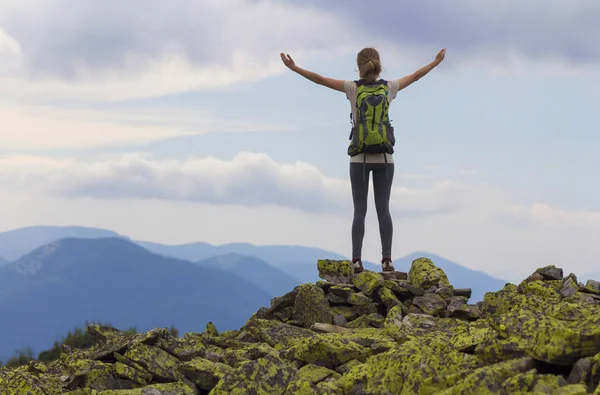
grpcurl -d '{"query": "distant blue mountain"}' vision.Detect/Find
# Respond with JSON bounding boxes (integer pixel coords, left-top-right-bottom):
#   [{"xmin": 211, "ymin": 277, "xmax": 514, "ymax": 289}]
[
  {"xmin": 393, "ymin": 252, "xmax": 509, "ymax": 302},
  {"xmin": 138, "ymin": 240, "xmax": 348, "ymax": 267},
  {"xmin": 0, "ymin": 226, "xmax": 124, "ymax": 261},
  {"xmin": 0, "ymin": 238, "xmax": 271, "ymax": 359},
  {"xmin": 0, "ymin": 256, "xmax": 7, "ymax": 267},
  {"xmin": 196, "ymin": 253, "xmax": 300, "ymax": 296},
  {"xmin": 0, "ymin": 226, "xmax": 510, "ymax": 303}
]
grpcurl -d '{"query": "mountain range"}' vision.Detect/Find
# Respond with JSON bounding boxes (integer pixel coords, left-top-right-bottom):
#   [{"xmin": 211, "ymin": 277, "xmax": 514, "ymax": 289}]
[
  {"xmin": 0, "ymin": 225, "xmax": 515, "ymax": 363},
  {"xmin": 0, "ymin": 237, "xmax": 272, "ymax": 362}
]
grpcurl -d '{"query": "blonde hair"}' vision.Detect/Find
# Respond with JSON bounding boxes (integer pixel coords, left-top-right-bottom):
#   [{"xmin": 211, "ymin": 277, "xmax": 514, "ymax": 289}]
[{"xmin": 357, "ymin": 47, "xmax": 382, "ymax": 82}]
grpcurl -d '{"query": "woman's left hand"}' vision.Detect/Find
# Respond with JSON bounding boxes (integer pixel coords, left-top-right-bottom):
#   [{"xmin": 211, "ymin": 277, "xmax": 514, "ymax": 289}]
[{"xmin": 280, "ymin": 53, "xmax": 297, "ymax": 71}]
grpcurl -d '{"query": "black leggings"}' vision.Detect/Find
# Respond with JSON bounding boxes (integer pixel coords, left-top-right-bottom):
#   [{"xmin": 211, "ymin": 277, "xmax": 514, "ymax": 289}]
[{"xmin": 350, "ymin": 163, "xmax": 394, "ymax": 260}]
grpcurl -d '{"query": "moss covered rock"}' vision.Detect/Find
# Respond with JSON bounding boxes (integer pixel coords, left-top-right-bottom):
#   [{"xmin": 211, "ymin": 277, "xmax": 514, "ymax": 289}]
[
  {"xmin": 290, "ymin": 334, "xmax": 372, "ymax": 369},
  {"xmin": 317, "ymin": 259, "xmax": 353, "ymax": 283},
  {"xmin": 352, "ymin": 271, "xmax": 384, "ymax": 296},
  {"xmin": 293, "ymin": 284, "xmax": 333, "ymax": 328},
  {"xmin": 3, "ymin": 261, "xmax": 600, "ymax": 395},
  {"xmin": 408, "ymin": 257, "xmax": 451, "ymax": 290}
]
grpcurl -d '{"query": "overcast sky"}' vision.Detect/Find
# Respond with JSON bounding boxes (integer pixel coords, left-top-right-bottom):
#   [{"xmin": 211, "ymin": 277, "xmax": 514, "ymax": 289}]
[{"xmin": 1, "ymin": 0, "xmax": 599, "ymax": 282}]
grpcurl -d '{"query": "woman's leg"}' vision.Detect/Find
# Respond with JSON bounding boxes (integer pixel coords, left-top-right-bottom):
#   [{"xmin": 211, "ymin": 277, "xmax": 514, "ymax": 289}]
[
  {"xmin": 372, "ymin": 163, "xmax": 394, "ymax": 260},
  {"xmin": 350, "ymin": 163, "xmax": 369, "ymax": 260}
]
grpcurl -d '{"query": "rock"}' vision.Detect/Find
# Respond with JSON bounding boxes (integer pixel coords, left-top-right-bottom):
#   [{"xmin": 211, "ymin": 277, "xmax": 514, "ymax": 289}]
[
  {"xmin": 326, "ymin": 292, "xmax": 347, "ymax": 305},
  {"xmin": 383, "ymin": 305, "xmax": 404, "ymax": 329},
  {"xmin": 293, "ymin": 284, "xmax": 333, "ymax": 328},
  {"xmin": 561, "ymin": 275, "xmax": 580, "ymax": 298},
  {"xmin": 333, "ymin": 314, "xmax": 347, "ymax": 327},
  {"xmin": 267, "ymin": 287, "xmax": 299, "ymax": 315},
  {"xmin": 536, "ymin": 265, "xmax": 564, "ymax": 280},
  {"xmin": 331, "ymin": 306, "xmax": 357, "ymax": 322},
  {"xmin": 402, "ymin": 313, "xmax": 437, "ymax": 329},
  {"xmin": 346, "ymin": 291, "xmax": 372, "ymax": 306},
  {"xmin": 408, "ymin": 257, "xmax": 451, "ymax": 289},
  {"xmin": 396, "ymin": 281, "xmax": 425, "ymax": 296},
  {"xmin": 290, "ymin": 334, "xmax": 372, "ymax": 369},
  {"xmin": 327, "ymin": 285, "xmax": 355, "ymax": 300},
  {"xmin": 350, "ymin": 302, "xmax": 379, "ymax": 317},
  {"xmin": 210, "ymin": 354, "xmax": 297, "ymax": 395},
  {"xmin": 376, "ymin": 287, "xmax": 403, "ymax": 310},
  {"xmin": 179, "ymin": 357, "xmax": 232, "ymax": 391},
  {"xmin": 123, "ymin": 343, "xmax": 183, "ymax": 382},
  {"xmin": 553, "ymin": 383, "xmax": 588, "ymax": 395},
  {"xmin": 412, "ymin": 293, "xmax": 447, "ymax": 316},
  {"xmin": 587, "ymin": 280, "xmax": 600, "ymax": 291},
  {"xmin": 452, "ymin": 288, "xmax": 473, "ymax": 298},
  {"xmin": 5, "ymin": 262, "xmax": 600, "ymax": 395},
  {"xmin": 434, "ymin": 286, "xmax": 453, "ymax": 299},
  {"xmin": 466, "ymin": 304, "xmax": 482, "ymax": 320},
  {"xmin": 523, "ymin": 271, "xmax": 545, "ymax": 283},
  {"xmin": 382, "ymin": 280, "xmax": 412, "ymax": 298},
  {"xmin": 419, "ymin": 357, "xmax": 535, "ymax": 394},
  {"xmin": 364, "ymin": 313, "xmax": 385, "ymax": 328},
  {"xmin": 100, "ymin": 382, "xmax": 196, "ymax": 394},
  {"xmin": 380, "ymin": 271, "xmax": 407, "ymax": 281},
  {"xmin": 352, "ymin": 271, "xmax": 384, "ymax": 296},
  {"xmin": 446, "ymin": 296, "xmax": 471, "ymax": 319},
  {"xmin": 345, "ymin": 315, "xmax": 372, "ymax": 329},
  {"xmin": 532, "ymin": 373, "xmax": 568, "ymax": 393},
  {"xmin": 581, "ymin": 284, "xmax": 600, "ymax": 296},
  {"xmin": 317, "ymin": 259, "xmax": 353, "ymax": 283}
]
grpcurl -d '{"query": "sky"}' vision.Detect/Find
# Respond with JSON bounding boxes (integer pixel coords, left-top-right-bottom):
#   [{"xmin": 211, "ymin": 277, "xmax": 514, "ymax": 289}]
[{"xmin": 0, "ymin": 0, "xmax": 599, "ymax": 282}]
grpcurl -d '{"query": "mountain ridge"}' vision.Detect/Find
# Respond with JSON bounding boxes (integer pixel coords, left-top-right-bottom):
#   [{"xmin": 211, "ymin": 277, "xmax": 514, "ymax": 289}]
[{"xmin": 0, "ymin": 237, "xmax": 272, "ymax": 358}]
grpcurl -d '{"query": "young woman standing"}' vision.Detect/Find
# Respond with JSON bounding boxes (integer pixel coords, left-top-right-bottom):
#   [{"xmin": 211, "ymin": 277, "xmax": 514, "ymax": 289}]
[{"xmin": 280, "ymin": 47, "xmax": 446, "ymax": 273}]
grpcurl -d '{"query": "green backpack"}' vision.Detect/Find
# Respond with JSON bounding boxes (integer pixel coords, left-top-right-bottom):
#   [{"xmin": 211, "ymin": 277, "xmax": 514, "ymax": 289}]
[{"xmin": 347, "ymin": 79, "xmax": 395, "ymax": 157}]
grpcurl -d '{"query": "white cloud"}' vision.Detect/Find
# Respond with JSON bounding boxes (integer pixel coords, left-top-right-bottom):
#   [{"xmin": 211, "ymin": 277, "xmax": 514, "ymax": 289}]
[
  {"xmin": 0, "ymin": 152, "xmax": 505, "ymax": 217},
  {"xmin": 2, "ymin": 152, "xmax": 599, "ymax": 232},
  {"xmin": 0, "ymin": 0, "xmax": 355, "ymax": 102},
  {"xmin": 0, "ymin": 104, "xmax": 287, "ymax": 150}
]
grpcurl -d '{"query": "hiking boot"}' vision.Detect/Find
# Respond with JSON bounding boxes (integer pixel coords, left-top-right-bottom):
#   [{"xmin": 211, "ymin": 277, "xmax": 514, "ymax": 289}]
[
  {"xmin": 352, "ymin": 259, "xmax": 364, "ymax": 274},
  {"xmin": 381, "ymin": 258, "xmax": 395, "ymax": 272}
]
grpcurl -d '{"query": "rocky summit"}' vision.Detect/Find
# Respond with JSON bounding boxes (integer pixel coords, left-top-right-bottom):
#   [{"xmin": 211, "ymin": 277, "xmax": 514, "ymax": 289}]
[{"xmin": 2, "ymin": 257, "xmax": 600, "ymax": 394}]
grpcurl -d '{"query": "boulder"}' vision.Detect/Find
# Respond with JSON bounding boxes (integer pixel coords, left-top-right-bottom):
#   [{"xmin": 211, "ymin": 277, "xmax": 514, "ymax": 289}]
[
  {"xmin": 317, "ymin": 259, "xmax": 353, "ymax": 283},
  {"xmin": 408, "ymin": 257, "xmax": 451, "ymax": 289},
  {"xmin": 293, "ymin": 284, "xmax": 333, "ymax": 328}
]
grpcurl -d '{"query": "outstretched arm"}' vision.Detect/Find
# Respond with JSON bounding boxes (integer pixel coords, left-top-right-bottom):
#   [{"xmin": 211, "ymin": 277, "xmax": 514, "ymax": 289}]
[
  {"xmin": 397, "ymin": 48, "xmax": 446, "ymax": 91},
  {"xmin": 280, "ymin": 53, "xmax": 345, "ymax": 92}
]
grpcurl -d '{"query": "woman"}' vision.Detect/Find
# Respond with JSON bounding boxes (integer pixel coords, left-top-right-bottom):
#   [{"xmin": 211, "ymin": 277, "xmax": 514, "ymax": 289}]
[{"xmin": 280, "ymin": 47, "xmax": 446, "ymax": 273}]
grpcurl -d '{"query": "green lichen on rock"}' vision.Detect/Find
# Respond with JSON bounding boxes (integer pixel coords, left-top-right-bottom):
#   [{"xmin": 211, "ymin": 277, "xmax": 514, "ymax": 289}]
[
  {"xmin": 290, "ymin": 333, "xmax": 372, "ymax": 369},
  {"xmin": 98, "ymin": 381, "xmax": 196, "ymax": 394},
  {"xmin": 352, "ymin": 270, "xmax": 384, "ymax": 296},
  {"xmin": 210, "ymin": 354, "xmax": 297, "ymax": 395},
  {"xmin": 408, "ymin": 257, "xmax": 451, "ymax": 289},
  {"xmin": 3, "ymin": 261, "xmax": 600, "ymax": 395},
  {"xmin": 377, "ymin": 286, "xmax": 405, "ymax": 310},
  {"xmin": 412, "ymin": 293, "xmax": 447, "ymax": 316},
  {"xmin": 317, "ymin": 259, "xmax": 353, "ymax": 283},
  {"xmin": 179, "ymin": 357, "xmax": 232, "ymax": 390},
  {"xmin": 123, "ymin": 342, "xmax": 183, "ymax": 382},
  {"xmin": 383, "ymin": 304, "xmax": 404, "ymax": 330},
  {"xmin": 293, "ymin": 283, "xmax": 333, "ymax": 328},
  {"xmin": 347, "ymin": 291, "xmax": 372, "ymax": 306}
]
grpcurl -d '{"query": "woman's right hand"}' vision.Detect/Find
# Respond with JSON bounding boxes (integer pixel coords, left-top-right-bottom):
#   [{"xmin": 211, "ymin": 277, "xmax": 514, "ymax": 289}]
[{"xmin": 435, "ymin": 48, "xmax": 446, "ymax": 64}]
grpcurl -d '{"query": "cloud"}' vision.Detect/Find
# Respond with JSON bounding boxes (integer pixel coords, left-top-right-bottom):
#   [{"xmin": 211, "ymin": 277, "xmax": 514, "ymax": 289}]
[
  {"xmin": 0, "ymin": 0, "xmax": 355, "ymax": 101},
  {"xmin": 0, "ymin": 104, "xmax": 286, "ymax": 150},
  {"xmin": 288, "ymin": 1, "xmax": 600, "ymax": 72},
  {"xmin": 2, "ymin": 152, "xmax": 599, "ymax": 230},
  {"xmin": 0, "ymin": 152, "xmax": 481, "ymax": 216}
]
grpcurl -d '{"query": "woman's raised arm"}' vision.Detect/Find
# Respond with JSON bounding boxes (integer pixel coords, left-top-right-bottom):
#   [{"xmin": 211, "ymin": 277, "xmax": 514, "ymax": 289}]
[
  {"xmin": 280, "ymin": 53, "xmax": 345, "ymax": 92},
  {"xmin": 397, "ymin": 48, "xmax": 446, "ymax": 91}
]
